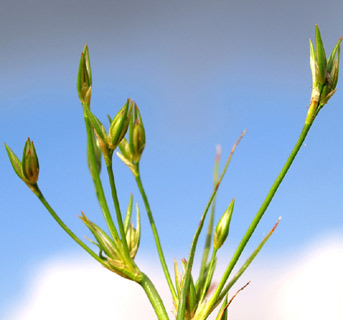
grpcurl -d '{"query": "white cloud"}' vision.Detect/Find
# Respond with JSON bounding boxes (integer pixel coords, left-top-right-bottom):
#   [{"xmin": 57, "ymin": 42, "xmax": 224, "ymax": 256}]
[{"xmin": 5, "ymin": 236, "xmax": 343, "ymax": 320}]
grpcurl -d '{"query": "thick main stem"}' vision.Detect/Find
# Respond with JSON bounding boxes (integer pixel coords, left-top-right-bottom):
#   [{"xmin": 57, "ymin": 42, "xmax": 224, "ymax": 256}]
[
  {"xmin": 139, "ymin": 273, "xmax": 170, "ymax": 320},
  {"xmin": 135, "ymin": 169, "xmax": 178, "ymax": 302},
  {"xmin": 202, "ymin": 122, "xmax": 312, "ymax": 318}
]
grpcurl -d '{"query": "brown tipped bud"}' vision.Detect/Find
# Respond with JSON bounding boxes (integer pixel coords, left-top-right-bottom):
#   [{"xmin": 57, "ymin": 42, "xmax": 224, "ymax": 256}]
[
  {"xmin": 77, "ymin": 45, "xmax": 92, "ymax": 105},
  {"xmin": 22, "ymin": 138, "xmax": 39, "ymax": 184},
  {"xmin": 129, "ymin": 103, "xmax": 146, "ymax": 162}
]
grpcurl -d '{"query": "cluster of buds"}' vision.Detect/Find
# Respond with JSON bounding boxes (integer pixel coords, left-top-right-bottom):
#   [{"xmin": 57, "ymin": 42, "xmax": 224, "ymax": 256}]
[
  {"xmin": 79, "ymin": 199, "xmax": 141, "ymax": 280},
  {"xmin": 117, "ymin": 102, "xmax": 146, "ymax": 175},
  {"xmin": 306, "ymin": 25, "xmax": 342, "ymax": 124},
  {"xmin": 76, "ymin": 45, "xmax": 145, "ymax": 168},
  {"xmin": 83, "ymin": 99, "xmax": 133, "ymax": 164},
  {"xmin": 5, "ymin": 138, "xmax": 40, "ymax": 193},
  {"xmin": 172, "ymin": 199, "xmax": 235, "ymax": 319},
  {"xmin": 173, "ymin": 259, "xmax": 200, "ymax": 319}
]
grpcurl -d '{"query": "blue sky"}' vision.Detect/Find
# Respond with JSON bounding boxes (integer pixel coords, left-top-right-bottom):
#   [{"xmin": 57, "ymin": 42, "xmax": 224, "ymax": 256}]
[{"xmin": 1, "ymin": 1, "xmax": 343, "ymax": 318}]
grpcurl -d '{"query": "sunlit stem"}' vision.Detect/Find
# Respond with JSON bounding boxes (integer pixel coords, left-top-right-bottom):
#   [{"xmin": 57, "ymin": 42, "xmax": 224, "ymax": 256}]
[
  {"xmin": 34, "ymin": 185, "xmax": 104, "ymax": 265},
  {"xmin": 198, "ymin": 146, "xmax": 221, "ymax": 292},
  {"xmin": 106, "ymin": 162, "xmax": 133, "ymax": 266},
  {"xmin": 139, "ymin": 273, "xmax": 170, "ymax": 320},
  {"xmin": 217, "ymin": 218, "xmax": 281, "ymax": 304},
  {"xmin": 82, "ymin": 103, "xmax": 121, "ymax": 244},
  {"xmin": 135, "ymin": 163, "xmax": 178, "ymax": 302},
  {"xmin": 199, "ymin": 247, "xmax": 217, "ymax": 302},
  {"xmin": 201, "ymin": 122, "xmax": 313, "ymax": 318},
  {"xmin": 176, "ymin": 130, "xmax": 246, "ymax": 320}
]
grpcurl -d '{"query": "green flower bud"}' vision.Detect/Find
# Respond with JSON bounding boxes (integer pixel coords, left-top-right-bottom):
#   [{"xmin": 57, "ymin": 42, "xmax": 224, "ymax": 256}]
[
  {"xmin": 320, "ymin": 37, "xmax": 341, "ymax": 106},
  {"xmin": 80, "ymin": 212, "xmax": 120, "ymax": 260},
  {"xmin": 5, "ymin": 143, "xmax": 25, "ymax": 181},
  {"xmin": 173, "ymin": 259, "xmax": 198, "ymax": 318},
  {"xmin": 129, "ymin": 103, "xmax": 146, "ymax": 162},
  {"xmin": 84, "ymin": 106, "xmax": 109, "ymax": 153},
  {"xmin": 22, "ymin": 138, "xmax": 39, "ymax": 184},
  {"xmin": 306, "ymin": 26, "xmax": 341, "ymax": 124},
  {"xmin": 117, "ymin": 138, "xmax": 138, "ymax": 176},
  {"xmin": 119, "ymin": 138, "xmax": 133, "ymax": 163},
  {"xmin": 107, "ymin": 99, "xmax": 132, "ymax": 150},
  {"xmin": 213, "ymin": 198, "xmax": 235, "ymax": 250},
  {"xmin": 124, "ymin": 194, "xmax": 134, "ymax": 233},
  {"xmin": 77, "ymin": 45, "xmax": 92, "ymax": 105},
  {"xmin": 87, "ymin": 132, "xmax": 102, "ymax": 178},
  {"xmin": 80, "ymin": 212, "xmax": 141, "ymax": 280},
  {"xmin": 126, "ymin": 204, "xmax": 141, "ymax": 260},
  {"xmin": 314, "ymin": 25, "xmax": 327, "ymax": 85}
]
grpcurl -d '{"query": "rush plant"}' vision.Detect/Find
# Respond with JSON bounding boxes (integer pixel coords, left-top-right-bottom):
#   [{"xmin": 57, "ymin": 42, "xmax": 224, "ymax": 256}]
[{"xmin": 5, "ymin": 25, "xmax": 341, "ymax": 319}]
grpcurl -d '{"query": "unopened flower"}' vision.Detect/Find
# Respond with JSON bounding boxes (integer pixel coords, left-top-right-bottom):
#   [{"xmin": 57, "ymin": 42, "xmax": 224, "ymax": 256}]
[
  {"xmin": 307, "ymin": 25, "xmax": 341, "ymax": 124},
  {"xmin": 77, "ymin": 45, "xmax": 92, "ymax": 105},
  {"xmin": 213, "ymin": 198, "xmax": 235, "ymax": 250}
]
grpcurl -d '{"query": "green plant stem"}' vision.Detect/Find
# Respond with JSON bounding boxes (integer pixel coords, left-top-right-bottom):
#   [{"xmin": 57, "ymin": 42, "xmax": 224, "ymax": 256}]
[
  {"xmin": 83, "ymin": 104, "xmax": 121, "ymax": 243},
  {"xmin": 176, "ymin": 131, "xmax": 246, "ymax": 320},
  {"xmin": 202, "ymin": 122, "xmax": 312, "ymax": 318},
  {"xmin": 217, "ymin": 218, "xmax": 280, "ymax": 305},
  {"xmin": 135, "ymin": 165, "xmax": 178, "ymax": 302},
  {"xmin": 106, "ymin": 163, "xmax": 132, "ymax": 264},
  {"xmin": 199, "ymin": 248, "xmax": 217, "ymax": 302},
  {"xmin": 198, "ymin": 148, "xmax": 221, "ymax": 293},
  {"xmin": 139, "ymin": 273, "xmax": 170, "ymax": 320},
  {"xmin": 34, "ymin": 185, "xmax": 104, "ymax": 265}
]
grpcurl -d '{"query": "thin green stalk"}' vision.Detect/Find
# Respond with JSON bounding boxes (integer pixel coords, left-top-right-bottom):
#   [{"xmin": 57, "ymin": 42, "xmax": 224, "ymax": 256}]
[
  {"xmin": 217, "ymin": 218, "xmax": 281, "ymax": 305},
  {"xmin": 176, "ymin": 131, "xmax": 246, "ymax": 320},
  {"xmin": 199, "ymin": 248, "xmax": 217, "ymax": 302},
  {"xmin": 34, "ymin": 185, "xmax": 104, "ymax": 264},
  {"xmin": 198, "ymin": 147, "xmax": 221, "ymax": 293},
  {"xmin": 139, "ymin": 273, "xmax": 170, "ymax": 320},
  {"xmin": 83, "ymin": 104, "xmax": 121, "ymax": 243},
  {"xmin": 202, "ymin": 122, "xmax": 312, "ymax": 317},
  {"xmin": 135, "ymin": 166, "xmax": 177, "ymax": 302},
  {"xmin": 106, "ymin": 163, "xmax": 132, "ymax": 264}
]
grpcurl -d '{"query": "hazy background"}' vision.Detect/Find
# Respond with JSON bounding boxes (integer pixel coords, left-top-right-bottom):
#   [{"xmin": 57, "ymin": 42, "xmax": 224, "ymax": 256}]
[{"xmin": 1, "ymin": 0, "xmax": 343, "ymax": 319}]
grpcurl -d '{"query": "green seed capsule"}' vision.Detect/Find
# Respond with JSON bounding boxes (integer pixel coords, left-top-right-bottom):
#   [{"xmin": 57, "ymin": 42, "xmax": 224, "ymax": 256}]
[{"xmin": 213, "ymin": 198, "xmax": 235, "ymax": 250}]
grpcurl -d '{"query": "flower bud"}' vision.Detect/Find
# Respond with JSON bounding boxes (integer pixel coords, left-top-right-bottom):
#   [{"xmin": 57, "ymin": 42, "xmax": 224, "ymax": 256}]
[
  {"xmin": 87, "ymin": 132, "xmax": 102, "ymax": 177},
  {"xmin": 119, "ymin": 138, "xmax": 133, "ymax": 163},
  {"xmin": 125, "ymin": 204, "xmax": 141, "ymax": 259},
  {"xmin": 5, "ymin": 143, "xmax": 25, "ymax": 181},
  {"xmin": 80, "ymin": 212, "xmax": 141, "ymax": 280},
  {"xmin": 84, "ymin": 106, "xmax": 109, "ymax": 154},
  {"xmin": 129, "ymin": 103, "xmax": 146, "ymax": 162},
  {"xmin": 107, "ymin": 99, "xmax": 132, "ymax": 150},
  {"xmin": 306, "ymin": 25, "xmax": 341, "ymax": 124},
  {"xmin": 77, "ymin": 45, "xmax": 92, "ymax": 105},
  {"xmin": 80, "ymin": 212, "xmax": 120, "ymax": 260},
  {"xmin": 124, "ymin": 194, "xmax": 134, "ymax": 233},
  {"xmin": 173, "ymin": 259, "xmax": 198, "ymax": 318},
  {"xmin": 117, "ymin": 138, "xmax": 138, "ymax": 176},
  {"xmin": 22, "ymin": 138, "xmax": 39, "ymax": 184},
  {"xmin": 213, "ymin": 198, "xmax": 235, "ymax": 250},
  {"xmin": 319, "ymin": 37, "xmax": 341, "ymax": 106}
]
